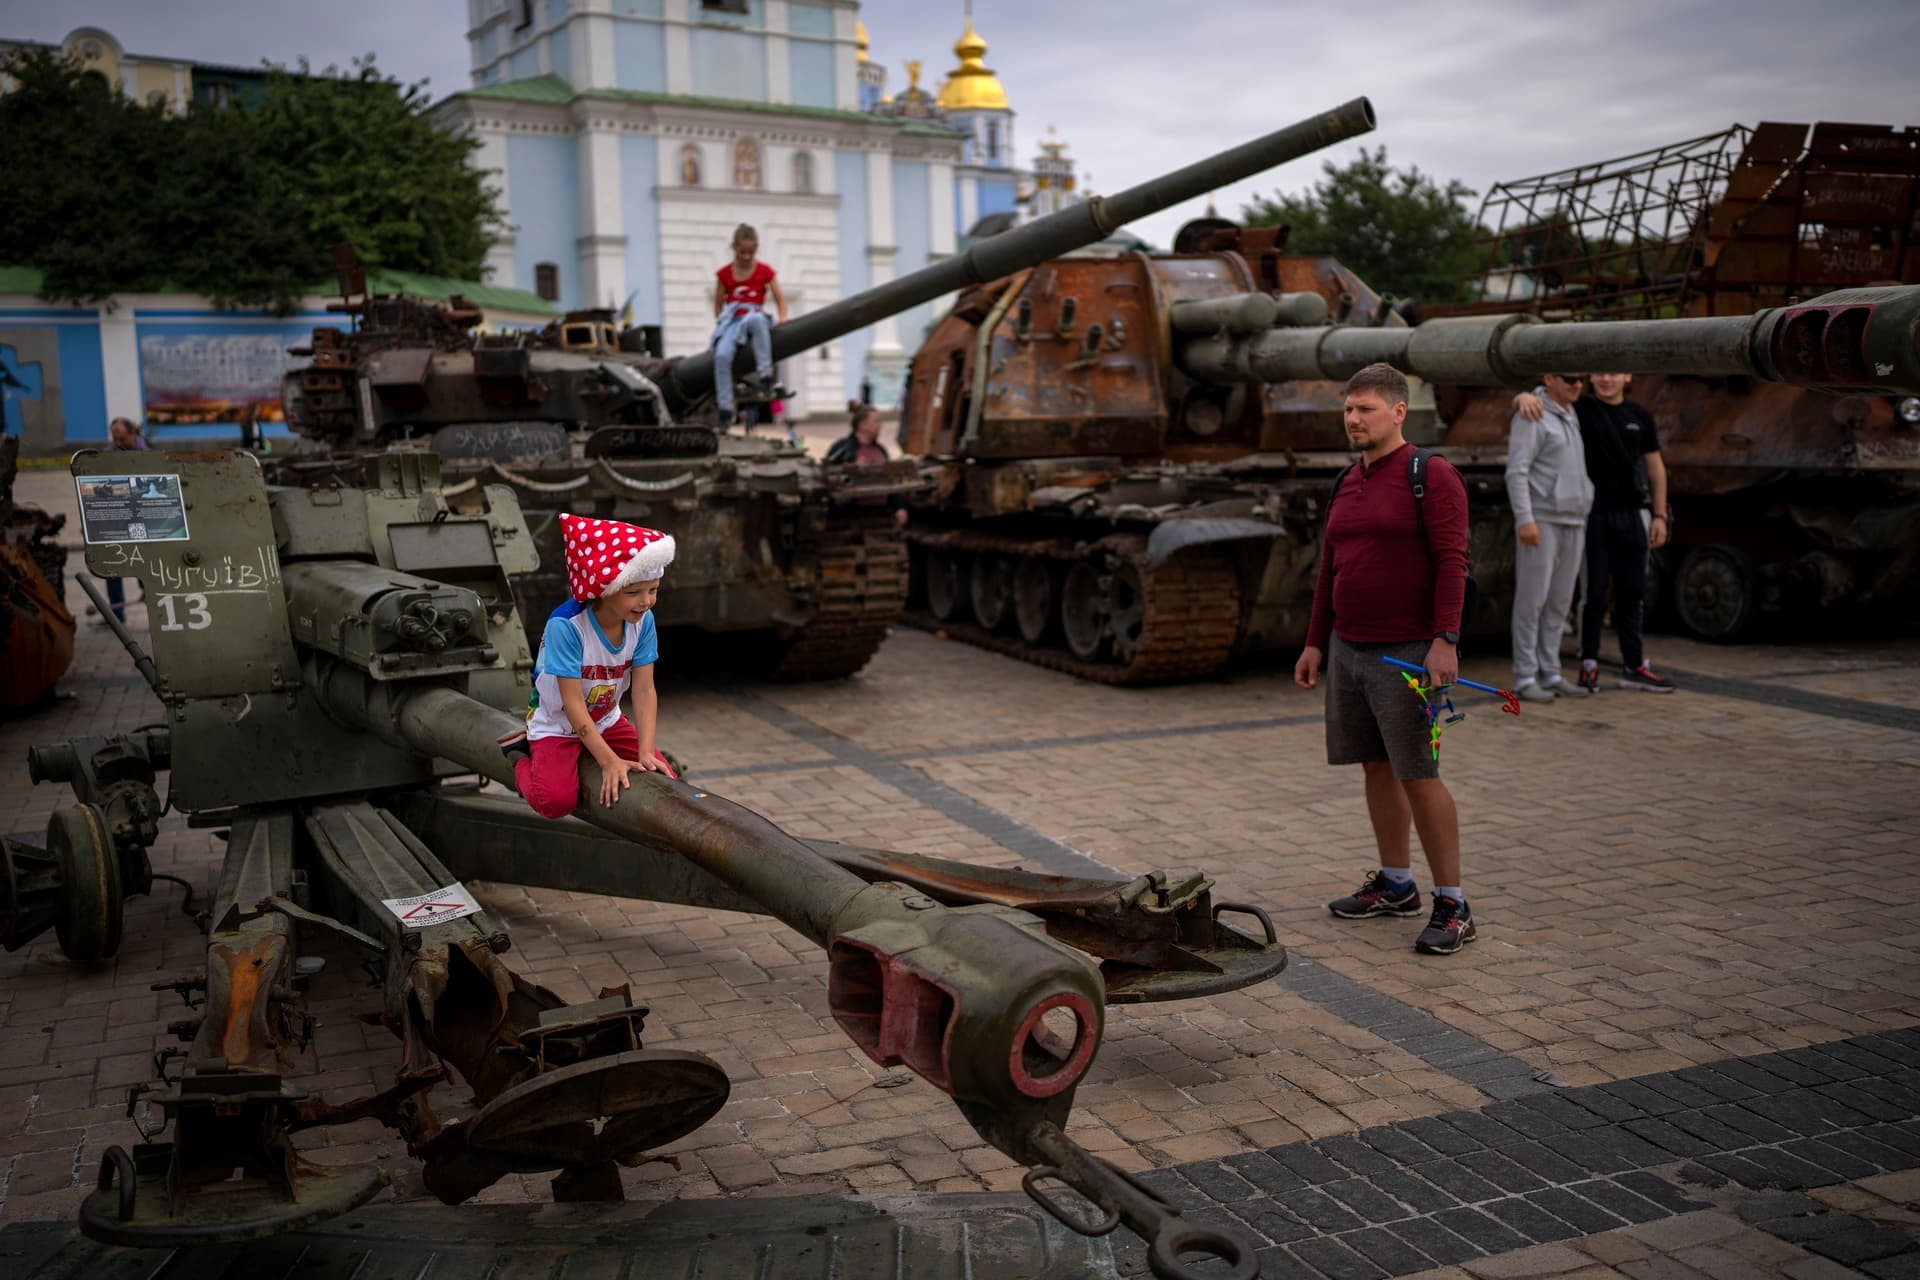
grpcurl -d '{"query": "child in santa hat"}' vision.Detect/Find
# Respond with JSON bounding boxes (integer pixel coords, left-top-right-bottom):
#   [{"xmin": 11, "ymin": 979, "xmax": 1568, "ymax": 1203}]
[{"xmin": 502, "ymin": 513, "xmax": 679, "ymax": 818}]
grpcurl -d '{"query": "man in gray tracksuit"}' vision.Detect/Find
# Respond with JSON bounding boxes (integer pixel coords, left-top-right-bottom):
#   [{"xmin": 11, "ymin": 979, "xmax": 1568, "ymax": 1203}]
[{"xmin": 1506, "ymin": 373, "xmax": 1595, "ymax": 700}]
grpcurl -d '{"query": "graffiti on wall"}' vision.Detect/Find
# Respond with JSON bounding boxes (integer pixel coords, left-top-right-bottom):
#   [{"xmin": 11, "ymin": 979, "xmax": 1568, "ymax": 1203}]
[{"xmin": 138, "ymin": 330, "xmax": 304, "ymax": 425}]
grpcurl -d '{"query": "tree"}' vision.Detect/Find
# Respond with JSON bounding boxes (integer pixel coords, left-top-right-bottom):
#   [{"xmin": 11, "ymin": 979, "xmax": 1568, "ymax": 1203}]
[
  {"xmin": 1242, "ymin": 146, "xmax": 1482, "ymax": 303},
  {"xmin": 1, "ymin": 48, "xmax": 501, "ymax": 314}
]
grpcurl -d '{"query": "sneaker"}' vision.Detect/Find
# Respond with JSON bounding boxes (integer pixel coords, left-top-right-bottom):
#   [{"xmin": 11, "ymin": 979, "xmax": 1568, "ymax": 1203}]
[
  {"xmin": 757, "ymin": 373, "xmax": 776, "ymax": 398},
  {"xmin": 1415, "ymin": 895, "xmax": 1478, "ymax": 955},
  {"xmin": 1516, "ymin": 681, "xmax": 1556, "ymax": 704},
  {"xmin": 1329, "ymin": 871, "xmax": 1423, "ymax": 919},
  {"xmin": 1618, "ymin": 663, "xmax": 1676, "ymax": 693},
  {"xmin": 1577, "ymin": 664, "xmax": 1601, "ymax": 695},
  {"xmin": 717, "ymin": 408, "xmax": 735, "ymax": 429}
]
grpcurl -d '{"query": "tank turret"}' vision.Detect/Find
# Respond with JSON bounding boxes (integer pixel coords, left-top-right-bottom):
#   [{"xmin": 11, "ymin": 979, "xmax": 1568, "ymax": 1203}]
[{"xmin": 896, "ymin": 221, "xmax": 1920, "ymax": 682}]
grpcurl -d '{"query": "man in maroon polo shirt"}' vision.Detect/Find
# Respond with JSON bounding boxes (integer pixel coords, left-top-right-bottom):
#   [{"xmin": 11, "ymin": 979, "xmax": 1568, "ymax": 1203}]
[{"xmin": 1294, "ymin": 363, "xmax": 1476, "ymax": 955}]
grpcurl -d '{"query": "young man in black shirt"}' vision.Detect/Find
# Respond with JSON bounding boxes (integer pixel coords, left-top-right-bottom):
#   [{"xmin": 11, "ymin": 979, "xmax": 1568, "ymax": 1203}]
[{"xmin": 1516, "ymin": 373, "xmax": 1674, "ymax": 692}]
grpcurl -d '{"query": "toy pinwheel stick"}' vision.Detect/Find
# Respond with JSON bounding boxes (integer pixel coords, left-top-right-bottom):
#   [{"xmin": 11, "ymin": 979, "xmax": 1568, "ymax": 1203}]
[{"xmin": 1380, "ymin": 656, "xmax": 1523, "ymax": 715}]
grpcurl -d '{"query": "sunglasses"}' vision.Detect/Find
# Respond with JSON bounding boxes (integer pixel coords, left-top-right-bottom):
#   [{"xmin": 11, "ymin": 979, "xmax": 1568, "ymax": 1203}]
[{"xmin": 1552, "ymin": 373, "xmax": 1588, "ymax": 384}]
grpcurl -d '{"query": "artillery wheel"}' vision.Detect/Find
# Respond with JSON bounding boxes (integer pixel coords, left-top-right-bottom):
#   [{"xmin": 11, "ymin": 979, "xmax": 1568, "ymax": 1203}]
[
  {"xmin": 49, "ymin": 804, "xmax": 121, "ymax": 965},
  {"xmin": 1013, "ymin": 557, "xmax": 1058, "ymax": 645},
  {"xmin": 1675, "ymin": 544, "xmax": 1755, "ymax": 642},
  {"xmin": 1060, "ymin": 562, "xmax": 1111, "ymax": 661},
  {"xmin": 466, "ymin": 1049, "xmax": 730, "ymax": 1168},
  {"xmin": 925, "ymin": 550, "xmax": 969, "ymax": 623},
  {"xmin": 969, "ymin": 555, "xmax": 1014, "ymax": 632}
]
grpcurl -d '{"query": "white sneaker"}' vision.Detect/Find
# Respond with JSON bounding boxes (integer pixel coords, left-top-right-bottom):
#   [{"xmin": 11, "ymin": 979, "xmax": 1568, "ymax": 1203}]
[{"xmin": 1516, "ymin": 680, "xmax": 1556, "ymax": 704}]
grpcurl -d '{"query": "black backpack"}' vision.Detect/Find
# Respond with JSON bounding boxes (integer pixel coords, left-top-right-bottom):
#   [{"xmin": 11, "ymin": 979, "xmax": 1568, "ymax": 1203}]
[{"xmin": 1326, "ymin": 447, "xmax": 1478, "ymax": 629}]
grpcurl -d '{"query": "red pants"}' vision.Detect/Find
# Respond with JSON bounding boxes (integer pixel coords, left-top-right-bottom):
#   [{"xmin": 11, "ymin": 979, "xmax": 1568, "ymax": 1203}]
[{"xmin": 514, "ymin": 717, "xmax": 674, "ymax": 819}]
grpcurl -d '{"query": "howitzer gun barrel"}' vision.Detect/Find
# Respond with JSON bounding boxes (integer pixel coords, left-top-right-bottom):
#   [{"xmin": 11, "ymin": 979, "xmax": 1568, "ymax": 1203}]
[
  {"xmin": 673, "ymin": 97, "xmax": 1377, "ymax": 398},
  {"xmin": 1177, "ymin": 285, "xmax": 1920, "ymax": 395}
]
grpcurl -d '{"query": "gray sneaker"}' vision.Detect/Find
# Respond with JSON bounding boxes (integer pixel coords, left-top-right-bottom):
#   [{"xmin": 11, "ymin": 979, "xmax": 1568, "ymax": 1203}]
[
  {"xmin": 1415, "ymin": 895, "xmax": 1477, "ymax": 955},
  {"xmin": 1516, "ymin": 681, "xmax": 1556, "ymax": 703}
]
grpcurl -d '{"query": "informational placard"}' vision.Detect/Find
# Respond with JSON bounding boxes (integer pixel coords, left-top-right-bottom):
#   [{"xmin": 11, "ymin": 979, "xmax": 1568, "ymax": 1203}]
[
  {"xmin": 74, "ymin": 473, "xmax": 191, "ymax": 544},
  {"xmin": 380, "ymin": 883, "xmax": 484, "ymax": 929}
]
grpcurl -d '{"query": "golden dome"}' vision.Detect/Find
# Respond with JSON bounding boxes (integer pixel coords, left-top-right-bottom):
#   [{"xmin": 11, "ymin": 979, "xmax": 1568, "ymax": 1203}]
[
  {"xmin": 855, "ymin": 19, "xmax": 869, "ymax": 63},
  {"xmin": 935, "ymin": 19, "xmax": 1009, "ymax": 112}
]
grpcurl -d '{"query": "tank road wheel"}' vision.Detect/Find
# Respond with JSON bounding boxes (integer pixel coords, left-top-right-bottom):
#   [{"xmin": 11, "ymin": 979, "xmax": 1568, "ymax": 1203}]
[
  {"xmin": 1105, "ymin": 562, "xmax": 1148, "ymax": 665},
  {"xmin": 1013, "ymin": 557, "xmax": 1059, "ymax": 645},
  {"xmin": 925, "ymin": 550, "xmax": 970, "ymax": 623},
  {"xmin": 48, "ymin": 804, "xmax": 122, "ymax": 965},
  {"xmin": 1675, "ymin": 544, "xmax": 1756, "ymax": 642},
  {"xmin": 1060, "ymin": 562, "xmax": 1112, "ymax": 661},
  {"xmin": 969, "ymin": 555, "xmax": 1015, "ymax": 632}
]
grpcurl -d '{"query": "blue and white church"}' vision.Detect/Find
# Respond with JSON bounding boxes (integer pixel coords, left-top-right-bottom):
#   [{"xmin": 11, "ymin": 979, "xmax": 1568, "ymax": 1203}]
[{"xmin": 435, "ymin": 1, "xmax": 1071, "ymax": 413}]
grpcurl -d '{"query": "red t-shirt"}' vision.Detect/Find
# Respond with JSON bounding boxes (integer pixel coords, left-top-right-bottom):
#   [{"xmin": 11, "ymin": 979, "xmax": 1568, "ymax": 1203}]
[
  {"xmin": 1305, "ymin": 443, "xmax": 1469, "ymax": 649},
  {"xmin": 717, "ymin": 261, "xmax": 776, "ymax": 309}
]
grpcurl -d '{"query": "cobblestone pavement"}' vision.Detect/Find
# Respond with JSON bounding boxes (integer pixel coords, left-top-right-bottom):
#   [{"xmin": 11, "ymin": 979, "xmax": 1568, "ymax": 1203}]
[{"xmin": 2, "ymin": 475, "xmax": 1917, "ymax": 1276}]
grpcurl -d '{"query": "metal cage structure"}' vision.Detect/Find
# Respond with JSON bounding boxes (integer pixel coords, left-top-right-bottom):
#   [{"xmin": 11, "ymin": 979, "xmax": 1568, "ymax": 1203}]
[{"xmin": 1459, "ymin": 122, "xmax": 1920, "ymax": 320}]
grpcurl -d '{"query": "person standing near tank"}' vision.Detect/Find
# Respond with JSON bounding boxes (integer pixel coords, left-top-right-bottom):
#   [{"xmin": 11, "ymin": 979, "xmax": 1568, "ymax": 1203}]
[
  {"xmin": 1506, "ymin": 374, "xmax": 1594, "ymax": 701},
  {"xmin": 93, "ymin": 417, "xmax": 149, "ymax": 627},
  {"xmin": 710, "ymin": 224, "xmax": 787, "ymax": 428},
  {"xmin": 1295, "ymin": 363, "xmax": 1477, "ymax": 957},
  {"xmin": 1514, "ymin": 374, "xmax": 1675, "ymax": 693}
]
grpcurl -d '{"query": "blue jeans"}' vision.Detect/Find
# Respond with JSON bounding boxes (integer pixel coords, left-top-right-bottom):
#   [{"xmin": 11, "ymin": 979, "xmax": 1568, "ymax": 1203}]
[
  {"xmin": 712, "ymin": 310, "xmax": 772, "ymax": 415},
  {"xmin": 105, "ymin": 576, "xmax": 126, "ymax": 620}
]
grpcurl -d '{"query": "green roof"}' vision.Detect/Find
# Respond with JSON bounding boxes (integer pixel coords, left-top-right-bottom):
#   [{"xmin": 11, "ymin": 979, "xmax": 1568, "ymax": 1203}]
[
  {"xmin": 361, "ymin": 268, "xmax": 557, "ymax": 316},
  {"xmin": 458, "ymin": 75, "xmax": 960, "ymax": 137},
  {"xmin": 0, "ymin": 264, "xmax": 556, "ymax": 317},
  {"xmin": 0, "ymin": 265, "xmax": 44, "ymax": 294}
]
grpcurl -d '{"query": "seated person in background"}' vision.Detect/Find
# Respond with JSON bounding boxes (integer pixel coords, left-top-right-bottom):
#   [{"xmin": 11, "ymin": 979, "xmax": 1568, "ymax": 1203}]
[
  {"xmin": 711, "ymin": 223, "xmax": 787, "ymax": 428},
  {"xmin": 825, "ymin": 403, "xmax": 908, "ymax": 525}
]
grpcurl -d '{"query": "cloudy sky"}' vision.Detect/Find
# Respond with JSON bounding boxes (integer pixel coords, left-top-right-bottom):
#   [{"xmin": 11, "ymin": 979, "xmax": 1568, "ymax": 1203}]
[{"xmin": 11, "ymin": 0, "xmax": 1919, "ymax": 249}]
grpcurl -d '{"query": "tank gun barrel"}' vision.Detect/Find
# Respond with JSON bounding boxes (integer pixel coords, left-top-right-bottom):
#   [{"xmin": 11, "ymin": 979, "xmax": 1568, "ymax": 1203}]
[
  {"xmin": 672, "ymin": 97, "xmax": 1377, "ymax": 399},
  {"xmin": 1177, "ymin": 285, "xmax": 1920, "ymax": 395}
]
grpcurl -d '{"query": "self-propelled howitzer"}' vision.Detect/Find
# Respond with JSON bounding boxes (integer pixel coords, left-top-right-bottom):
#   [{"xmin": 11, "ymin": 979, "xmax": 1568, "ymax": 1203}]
[
  {"xmin": 3, "ymin": 449, "xmax": 1289, "ymax": 1277},
  {"xmin": 278, "ymin": 101, "xmax": 1377, "ymax": 681},
  {"xmin": 898, "ymin": 222, "xmax": 1920, "ymax": 682}
]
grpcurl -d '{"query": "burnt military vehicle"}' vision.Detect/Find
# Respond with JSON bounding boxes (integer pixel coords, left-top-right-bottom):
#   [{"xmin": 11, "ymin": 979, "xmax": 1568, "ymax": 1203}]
[
  {"xmin": 1423, "ymin": 120, "xmax": 1920, "ymax": 641},
  {"xmin": 1, "ymin": 444, "xmax": 1289, "ymax": 1278},
  {"xmin": 897, "ymin": 219, "xmax": 1920, "ymax": 682},
  {"xmin": 278, "ymin": 99, "xmax": 1382, "ymax": 681}
]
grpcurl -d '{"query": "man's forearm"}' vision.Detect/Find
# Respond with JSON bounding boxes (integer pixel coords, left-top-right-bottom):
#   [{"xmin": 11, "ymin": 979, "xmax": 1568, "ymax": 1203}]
[{"xmin": 1647, "ymin": 453, "xmax": 1668, "ymax": 515}]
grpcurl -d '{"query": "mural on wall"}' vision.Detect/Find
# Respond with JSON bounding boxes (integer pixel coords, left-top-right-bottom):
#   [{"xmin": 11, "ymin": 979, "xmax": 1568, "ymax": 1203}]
[
  {"xmin": 138, "ymin": 329, "xmax": 306, "ymax": 426},
  {"xmin": 0, "ymin": 328, "xmax": 73, "ymax": 454}
]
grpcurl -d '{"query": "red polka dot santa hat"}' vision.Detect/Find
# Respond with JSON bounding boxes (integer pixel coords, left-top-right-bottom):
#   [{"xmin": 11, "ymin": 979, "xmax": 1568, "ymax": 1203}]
[{"xmin": 559, "ymin": 513, "xmax": 675, "ymax": 601}]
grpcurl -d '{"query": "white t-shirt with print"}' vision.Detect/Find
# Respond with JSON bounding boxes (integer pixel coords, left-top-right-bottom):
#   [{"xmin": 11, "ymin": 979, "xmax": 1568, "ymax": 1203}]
[{"xmin": 526, "ymin": 600, "xmax": 658, "ymax": 741}]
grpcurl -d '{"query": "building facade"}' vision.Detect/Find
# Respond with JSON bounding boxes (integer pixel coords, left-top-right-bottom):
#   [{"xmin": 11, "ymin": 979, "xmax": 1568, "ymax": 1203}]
[
  {"xmin": 0, "ymin": 25, "xmax": 272, "ymax": 112},
  {"xmin": 438, "ymin": 0, "xmax": 1067, "ymax": 412}
]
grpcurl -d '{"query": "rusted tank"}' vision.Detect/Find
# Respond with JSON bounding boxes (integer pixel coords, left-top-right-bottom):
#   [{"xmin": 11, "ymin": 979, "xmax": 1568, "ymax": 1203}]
[
  {"xmin": 0, "ymin": 435, "xmax": 74, "ymax": 710},
  {"xmin": 277, "ymin": 99, "xmax": 1380, "ymax": 678},
  {"xmin": 1420, "ymin": 120, "xmax": 1920, "ymax": 640},
  {"xmin": 897, "ymin": 214, "xmax": 1920, "ymax": 681}
]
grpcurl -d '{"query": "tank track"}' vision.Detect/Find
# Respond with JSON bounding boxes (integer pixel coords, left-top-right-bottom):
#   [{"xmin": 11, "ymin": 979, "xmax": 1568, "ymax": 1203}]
[
  {"xmin": 773, "ymin": 513, "xmax": 911, "ymax": 679},
  {"xmin": 903, "ymin": 528, "xmax": 1243, "ymax": 685}
]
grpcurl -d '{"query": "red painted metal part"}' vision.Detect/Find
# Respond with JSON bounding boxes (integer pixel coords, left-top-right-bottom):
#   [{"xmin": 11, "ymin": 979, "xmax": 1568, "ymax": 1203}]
[
  {"xmin": 1007, "ymin": 992, "xmax": 1098, "ymax": 1100},
  {"xmin": 827, "ymin": 936, "xmax": 959, "ymax": 1093}
]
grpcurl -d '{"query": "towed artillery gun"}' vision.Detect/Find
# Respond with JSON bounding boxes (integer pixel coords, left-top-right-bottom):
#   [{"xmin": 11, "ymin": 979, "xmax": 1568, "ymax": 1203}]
[
  {"xmin": 1, "ymin": 445, "xmax": 1291, "ymax": 1276},
  {"xmin": 899, "ymin": 220, "xmax": 1920, "ymax": 681},
  {"xmin": 278, "ymin": 101, "xmax": 1381, "ymax": 682}
]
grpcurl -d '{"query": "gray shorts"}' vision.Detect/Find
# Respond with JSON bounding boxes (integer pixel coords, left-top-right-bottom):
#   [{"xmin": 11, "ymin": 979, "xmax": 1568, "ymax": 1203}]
[{"xmin": 1325, "ymin": 635, "xmax": 1440, "ymax": 780}]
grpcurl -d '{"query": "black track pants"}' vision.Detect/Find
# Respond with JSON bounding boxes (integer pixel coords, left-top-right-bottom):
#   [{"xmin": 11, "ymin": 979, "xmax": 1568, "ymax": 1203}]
[{"xmin": 1580, "ymin": 507, "xmax": 1649, "ymax": 669}]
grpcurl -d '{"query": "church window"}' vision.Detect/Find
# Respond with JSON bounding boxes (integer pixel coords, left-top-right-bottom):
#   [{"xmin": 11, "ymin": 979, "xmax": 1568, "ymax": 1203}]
[
  {"xmin": 147, "ymin": 89, "xmax": 170, "ymax": 109},
  {"xmin": 986, "ymin": 120, "xmax": 1000, "ymax": 165},
  {"xmin": 515, "ymin": 1, "xmax": 534, "ymax": 31},
  {"xmin": 733, "ymin": 138, "xmax": 762, "ymax": 190},
  {"xmin": 534, "ymin": 263, "xmax": 560, "ymax": 302},
  {"xmin": 680, "ymin": 144, "xmax": 703, "ymax": 186},
  {"xmin": 702, "ymin": 0, "xmax": 751, "ymax": 13},
  {"xmin": 791, "ymin": 151, "xmax": 814, "ymax": 195}
]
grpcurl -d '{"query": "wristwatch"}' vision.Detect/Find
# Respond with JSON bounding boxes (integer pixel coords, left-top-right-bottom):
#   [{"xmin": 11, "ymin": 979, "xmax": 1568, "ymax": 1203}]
[{"xmin": 1435, "ymin": 631, "xmax": 1460, "ymax": 645}]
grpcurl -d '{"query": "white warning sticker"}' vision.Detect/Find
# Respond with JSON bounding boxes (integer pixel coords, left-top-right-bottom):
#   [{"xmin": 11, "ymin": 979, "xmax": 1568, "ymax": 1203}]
[{"xmin": 380, "ymin": 883, "xmax": 483, "ymax": 929}]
